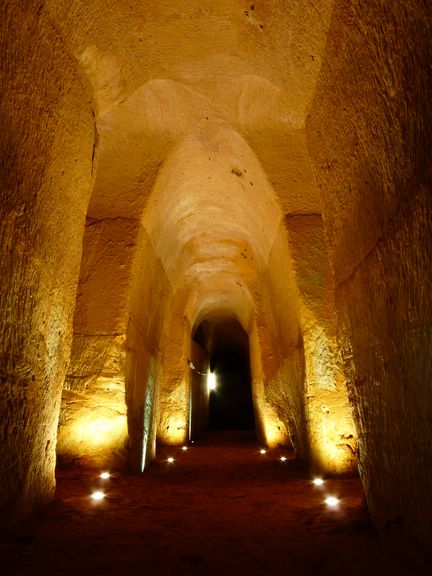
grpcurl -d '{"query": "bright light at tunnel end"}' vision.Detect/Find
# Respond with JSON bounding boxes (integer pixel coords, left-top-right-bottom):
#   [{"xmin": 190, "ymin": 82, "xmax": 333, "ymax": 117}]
[{"xmin": 207, "ymin": 372, "xmax": 216, "ymax": 392}]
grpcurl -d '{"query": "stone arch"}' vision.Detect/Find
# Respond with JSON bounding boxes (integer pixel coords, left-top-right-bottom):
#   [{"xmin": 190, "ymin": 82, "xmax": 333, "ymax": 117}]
[
  {"xmin": 57, "ymin": 88, "xmax": 357, "ymax": 476},
  {"xmin": 144, "ymin": 120, "xmax": 338, "ymax": 464}
]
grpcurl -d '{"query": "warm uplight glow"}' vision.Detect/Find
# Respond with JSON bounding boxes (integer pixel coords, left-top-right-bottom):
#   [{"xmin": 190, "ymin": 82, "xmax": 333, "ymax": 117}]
[
  {"xmin": 207, "ymin": 372, "xmax": 216, "ymax": 392},
  {"xmin": 159, "ymin": 412, "xmax": 189, "ymax": 445},
  {"xmin": 260, "ymin": 407, "xmax": 288, "ymax": 447},
  {"xmin": 280, "ymin": 456, "xmax": 287, "ymax": 462},
  {"xmin": 91, "ymin": 491, "xmax": 105, "ymax": 501},
  {"xmin": 324, "ymin": 496, "xmax": 340, "ymax": 507},
  {"xmin": 313, "ymin": 477, "xmax": 324, "ymax": 486},
  {"xmin": 182, "ymin": 446, "xmax": 188, "ymax": 451},
  {"xmin": 167, "ymin": 457, "xmax": 175, "ymax": 463},
  {"xmin": 260, "ymin": 449, "xmax": 267, "ymax": 454},
  {"xmin": 100, "ymin": 472, "xmax": 110, "ymax": 479},
  {"xmin": 307, "ymin": 399, "xmax": 357, "ymax": 475},
  {"xmin": 67, "ymin": 413, "xmax": 128, "ymax": 451}
]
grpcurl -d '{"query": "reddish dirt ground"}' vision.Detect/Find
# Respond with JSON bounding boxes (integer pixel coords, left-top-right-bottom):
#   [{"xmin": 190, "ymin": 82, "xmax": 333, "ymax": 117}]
[{"xmin": 1, "ymin": 432, "xmax": 423, "ymax": 575}]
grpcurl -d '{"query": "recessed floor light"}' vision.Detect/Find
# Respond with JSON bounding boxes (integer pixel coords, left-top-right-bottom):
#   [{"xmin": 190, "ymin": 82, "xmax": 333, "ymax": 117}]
[{"xmin": 91, "ymin": 491, "xmax": 105, "ymax": 501}]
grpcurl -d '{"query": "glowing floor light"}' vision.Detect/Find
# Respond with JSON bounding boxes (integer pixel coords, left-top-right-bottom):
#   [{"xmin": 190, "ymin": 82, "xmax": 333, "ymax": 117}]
[
  {"xmin": 313, "ymin": 477, "xmax": 324, "ymax": 486},
  {"xmin": 207, "ymin": 372, "xmax": 216, "ymax": 392},
  {"xmin": 280, "ymin": 456, "xmax": 287, "ymax": 462},
  {"xmin": 260, "ymin": 449, "xmax": 267, "ymax": 455},
  {"xmin": 324, "ymin": 496, "xmax": 340, "ymax": 507},
  {"xmin": 182, "ymin": 446, "xmax": 188, "ymax": 451},
  {"xmin": 167, "ymin": 457, "xmax": 175, "ymax": 463},
  {"xmin": 91, "ymin": 491, "xmax": 105, "ymax": 501},
  {"xmin": 100, "ymin": 472, "xmax": 110, "ymax": 479}
]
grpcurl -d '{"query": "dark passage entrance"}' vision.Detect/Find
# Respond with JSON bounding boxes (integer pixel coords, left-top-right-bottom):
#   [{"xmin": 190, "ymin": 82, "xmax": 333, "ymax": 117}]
[
  {"xmin": 209, "ymin": 341, "xmax": 254, "ymax": 430},
  {"xmin": 193, "ymin": 317, "xmax": 255, "ymax": 432}
]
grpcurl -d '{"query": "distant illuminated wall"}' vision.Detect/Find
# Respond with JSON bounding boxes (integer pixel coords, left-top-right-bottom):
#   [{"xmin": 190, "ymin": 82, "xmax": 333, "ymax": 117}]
[
  {"xmin": 57, "ymin": 335, "xmax": 129, "ymax": 467},
  {"xmin": 304, "ymin": 325, "xmax": 357, "ymax": 474},
  {"xmin": 158, "ymin": 383, "xmax": 190, "ymax": 443},
  {"xmin": 57, "ymin": 377, "xmax": 128, "ymax": 467}
]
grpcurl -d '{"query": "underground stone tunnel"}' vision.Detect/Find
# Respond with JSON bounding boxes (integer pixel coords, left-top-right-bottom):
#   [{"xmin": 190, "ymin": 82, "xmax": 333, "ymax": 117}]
[{"xmin": 1, "ymin": 0, "xmax": 431, "ymax": 573}]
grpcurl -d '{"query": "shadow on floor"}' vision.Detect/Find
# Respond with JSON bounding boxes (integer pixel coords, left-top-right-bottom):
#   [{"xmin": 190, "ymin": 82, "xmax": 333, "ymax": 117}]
[{"xmin": 1, "ymin": 431, "xmax": 422, "ymax": 576}]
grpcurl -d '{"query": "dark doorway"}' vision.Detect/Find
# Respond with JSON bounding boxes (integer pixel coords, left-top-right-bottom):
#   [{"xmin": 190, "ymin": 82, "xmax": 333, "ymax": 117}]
[{"xmin": 193, "ymin": 317, "xmax": 255, "ymax": 432}]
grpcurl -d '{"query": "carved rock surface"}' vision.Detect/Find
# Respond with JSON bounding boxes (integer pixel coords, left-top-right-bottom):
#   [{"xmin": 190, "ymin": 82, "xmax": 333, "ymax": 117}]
[
  {"xmin": 307, "ymin": 0, "xmax": 432, "ymax": 550},
  {"xmin": 0, "ymin": 0, "xmax": 94, "ymax": 519},
  {"xmin": 1, "ymin": 0, "xmax": 430, "ymax": 556}
]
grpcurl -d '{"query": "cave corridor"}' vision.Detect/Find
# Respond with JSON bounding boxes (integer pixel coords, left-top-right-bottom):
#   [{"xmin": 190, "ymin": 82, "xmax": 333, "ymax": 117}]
[
  {"xmin": 1, "ymin": 1, "xmax": 431, "ymax": 573},
  {"xmin": 195, "ymin": 317, "xmax": 255, "ymax": 432}
]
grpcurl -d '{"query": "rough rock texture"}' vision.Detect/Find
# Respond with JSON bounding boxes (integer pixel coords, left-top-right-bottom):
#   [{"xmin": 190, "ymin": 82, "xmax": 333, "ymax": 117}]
[
  {"xmin": 58, "ymin": 218, "xmax": 172, "ymax": 470},
  {"xmin": 0, "ymin": 1, "xmax": 94, "ymax": 519},
  {"xmin": 57, "ymin": 334, "xmax": 128, "ymax": 467},
  {"xmin": 1, "ymin": 0, "xmax": 430, "ymax": 558},
  {"xmin": 57, "ymin": 218, "xmax": 138, "ymax": 466},
  {"xmin": 125, "ymin": 223, "xmax": 172, "ymax": 469},
  {"xmin": 307, "ymin": 0, "xmax": 432, "ymax": 551},
  {"xmin": 286, "ymin": 214, "xmax": 357, "ymax": 473},
  {"xmin": 46, "ymin": 0, "xmax": 351, "ymax": 479}
]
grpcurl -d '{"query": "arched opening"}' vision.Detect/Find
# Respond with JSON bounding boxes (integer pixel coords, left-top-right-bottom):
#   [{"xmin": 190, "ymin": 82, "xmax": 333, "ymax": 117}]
[{"xmin": 192, "ymin": 317, "xmax": 255, "ymax": 438}]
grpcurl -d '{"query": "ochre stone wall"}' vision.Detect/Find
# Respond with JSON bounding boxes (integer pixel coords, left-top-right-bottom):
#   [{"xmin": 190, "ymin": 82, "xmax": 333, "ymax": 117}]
[
  {"xmin": 58, "ymin": 219, "xmax": 172, "ymax": 471},
  {"xmin": 0, "ymin": 1, "xmax": 95, "ymax": 519},
  {"xmin": 253, "ymin": 223, "xmax": 306, "ymax": 452},
  {"xmin": 286, "ymin": 214, "xmax": 357, "ymax": 473},
  {"xmin": 40, "ymin": 2, "xmax": 346, "ymax": 479},
  {"xmin": 157, "ymin": 303, "xmax": 191, "ymax": 446},
  {"xmin": 58, "ymin": 333, "xmax": 127, "ymax": 467},
  {"xmin": 2, "ymin": 1, "xmax": 430, "ymax": 556},
  {"xmin": 125, "ymin": 224, "xmax": 172, "ymax": 469},
  {"xmin": 57, "ymin": 218, "xmax": 139, "ymax": 467},
  {"xmin": 307, "ymin": 0, "xmax": 432, "ymax": 551}
]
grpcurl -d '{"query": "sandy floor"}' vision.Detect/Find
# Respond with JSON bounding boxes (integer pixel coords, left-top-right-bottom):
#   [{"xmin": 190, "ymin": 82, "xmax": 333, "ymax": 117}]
[{"xmin": 1, "ymin": 432, "xmax": 422, "ymax": 575}]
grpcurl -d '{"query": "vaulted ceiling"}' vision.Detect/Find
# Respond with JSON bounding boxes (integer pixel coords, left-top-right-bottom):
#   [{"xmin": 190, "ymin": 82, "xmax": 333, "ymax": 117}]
[{"xmin": 47, "ymin": 0, "xmax": 334, "ymax": 326}]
